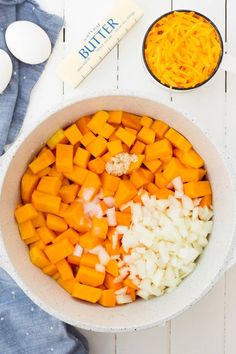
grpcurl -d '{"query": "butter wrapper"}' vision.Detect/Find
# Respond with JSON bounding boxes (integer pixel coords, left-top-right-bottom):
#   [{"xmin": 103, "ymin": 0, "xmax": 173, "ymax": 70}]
[{"xmin": 57, "ymin": 0, "xmax": 143, "ymax": 87}]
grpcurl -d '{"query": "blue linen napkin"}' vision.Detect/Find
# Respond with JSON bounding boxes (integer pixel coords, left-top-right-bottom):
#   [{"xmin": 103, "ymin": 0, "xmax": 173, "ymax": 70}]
[
  {"xmin": 0, "ymin": 268, "xmax": 89, "ymax": 354},
  {"xmin": 0, "ymin": 0, "xmax": 62, "ymax": 155}
]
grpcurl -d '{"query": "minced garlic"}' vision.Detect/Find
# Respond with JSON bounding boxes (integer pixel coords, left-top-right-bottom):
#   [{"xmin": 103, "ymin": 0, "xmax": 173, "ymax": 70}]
[{"xmin": 105, "ymin": 153, "xmax": 138, "ymax": 176}]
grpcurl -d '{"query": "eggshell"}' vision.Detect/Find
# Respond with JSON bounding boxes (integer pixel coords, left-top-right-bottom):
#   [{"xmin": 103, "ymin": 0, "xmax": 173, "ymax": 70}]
[
  {"xmin": 5, "ymin": 21, "xmax": 51, "ymax": 65},
  {"xmin": 0, "ymin": 49, "xmax": 13, "ymax": 94}
]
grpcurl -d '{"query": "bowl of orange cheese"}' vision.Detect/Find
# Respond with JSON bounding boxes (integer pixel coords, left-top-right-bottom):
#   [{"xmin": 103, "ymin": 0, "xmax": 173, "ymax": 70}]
[{"xmin": 143, "ymin": 10, "xmax": 223, "ymax": 90}]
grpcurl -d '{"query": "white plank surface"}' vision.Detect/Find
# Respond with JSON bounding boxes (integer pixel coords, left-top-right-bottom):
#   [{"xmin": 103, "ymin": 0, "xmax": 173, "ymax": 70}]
[{"xmin": 3, "ymin": 0, "xmax": 236, "ymax": 353}]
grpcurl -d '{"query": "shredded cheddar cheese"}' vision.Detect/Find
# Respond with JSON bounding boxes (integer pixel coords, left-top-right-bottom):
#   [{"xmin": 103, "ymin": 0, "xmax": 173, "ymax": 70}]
[{"xmin": 144, "ymin": 11, "xmax": 222, "ymax": 89}]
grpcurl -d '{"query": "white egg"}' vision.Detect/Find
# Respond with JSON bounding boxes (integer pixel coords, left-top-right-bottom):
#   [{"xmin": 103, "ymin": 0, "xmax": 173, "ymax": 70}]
[
  {"xmin": 5, "ymin": 21, "xmax": 51, "ymax": 65},
  {"xmin": 0, "ymin": 49, "xmax": 13, "ymax": 94}
]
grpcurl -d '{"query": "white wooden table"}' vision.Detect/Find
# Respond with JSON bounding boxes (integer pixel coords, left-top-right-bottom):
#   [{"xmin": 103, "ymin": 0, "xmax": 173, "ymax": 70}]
[{"xmin": 23, "ymin": 0, "xmax": 236, "ymax": 353}]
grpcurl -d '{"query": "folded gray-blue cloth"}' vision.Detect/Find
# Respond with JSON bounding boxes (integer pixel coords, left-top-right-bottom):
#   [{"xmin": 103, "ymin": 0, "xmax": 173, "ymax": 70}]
[
  {"xmin": 0, "ymin": 268, "xmax": 89, "ymax": 354},
  {"xmin": 0, "ymin": 0, "xmax": 62, "ymax": 155}
]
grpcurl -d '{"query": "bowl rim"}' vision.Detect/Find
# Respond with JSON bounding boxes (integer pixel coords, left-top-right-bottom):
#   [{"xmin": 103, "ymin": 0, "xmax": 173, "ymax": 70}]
[{"xmin": 142, "ymin": 9, "xmax": 224, "ymax": 91}]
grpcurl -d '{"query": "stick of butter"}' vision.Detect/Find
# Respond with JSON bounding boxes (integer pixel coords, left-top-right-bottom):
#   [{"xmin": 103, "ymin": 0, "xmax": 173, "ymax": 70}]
[{"xmin": 57, "ymin": 0, "xmax": 143, "ymax": 87}]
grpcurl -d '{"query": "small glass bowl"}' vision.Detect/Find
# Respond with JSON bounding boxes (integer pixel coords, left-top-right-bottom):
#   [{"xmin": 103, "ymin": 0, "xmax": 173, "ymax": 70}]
[{"xmin": 142, "ymin": 10, "xmax": 224, "ymax": 91}]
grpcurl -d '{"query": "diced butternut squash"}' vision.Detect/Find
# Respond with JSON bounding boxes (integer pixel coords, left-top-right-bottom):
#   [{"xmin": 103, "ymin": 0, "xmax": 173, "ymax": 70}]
[
  {"xmin": 107, "ymin": 140, "xmax": 123, "ymax": 156},
  {"xmin": 78, "ymin": 233, "xmax": 102, "ymax": 249},
  {"xmin": 37, "ymin": 226, "xmax": 56, "ymax": 244},
  {"xmin": 130, "ymin": 169, "xmax": 148, "ymax": 189},
  {"xmin": 184, "ymin": 181, "xmax": 212, "ymax": 198},
  {"xmin": 99, "ymin": 289, "xmax": 116, "ymax": 307},
  {"xmin": 80, "ymin": 131, "xmax": 96, "ymax": 147},
  {"xmin": 162, "ymin": 157, "xmax": 181, "ymax": 182},
  {"xmin": 115, "ymin": 211, "xmax": 131, "ymax": 226},
  {"xmin": 180, "ymin": 167, "xmax": 206, "ymax": 182},
  {"xmin": 46, "ymin": 214, "xmax": 68, "ymax": 233},
  {"xmin": 106, "ymin": 260, "xmax": 119, "ymax": 277},
  {"xmin": 56, "ymin": 259, "xmax": 74, "ymax": 280},
  {"xmin": 64, "ymin": 124, "xmax": 82, "ymax": 145},
  {"xmin": 30, "ymin": 239, "xmax": 46, "ymax": 250},
  {"xmin": 32, "ymin": 190, "xmax": 61, "ymax": 214},
  {"xmin": 18, "ymin": 220, "xmax": 36, "ymax": 240},
  {"xmin": 74, "ymin": 147, "xmax": 90, "ymax": 168},
  {"xmin": 44, "ymin": 238, "xmax": 74, "ymax": 264},
  {"xmin": 101, "ymin": 151, "xmax": 112, "ymax": 162},
  {"xmin": 64, "ymin": 202, "xmax": 89, "ymax": 233},
  {"xmin": 86, "ymin": 136, "xmax": 107, "ymax": 158},
  {"xmin": 123, "ymin": 277, "xmax": 138, "ymax": 289},
  {"xmin": 21, "ymin": 173, "xmax": 39, "ymax": 203},
  {"xmin": 78, "ymin": 171, "xmax": 101, "ymax": 201},
  {"xmin": 181, "ymin": 149, "xmax": 204, "ymax": 168},
  {"xmin": 115, "ymin": 180, "xmax": 137, "ymax": 208},
  {"xmin": 139, "ymin": 168, "xmax": 154, "ymax": 183},
  {"xmin": 154, "ymin": 186, "xmax": 174, "ymax": 199},
  {"xmin": 91, "ymin": 216, "xmax": 108, "ymax": 239},
  {"xmin": 121, "ymin": 112, "xmax": 141, "ymax": 130},
  {"xmin": 88, "ymin": 157, "xmax": 105, "ymax": 174},
  {"xmin": 43, "ymin": 264, "xmax": 58, "ymax": 276},
  {"xmin": 140, "ymin": 116, "xmax": 153, "ymax": 128},
  {"xmin": 137, "ymin": 126, "xmax": 155, "ymax": 144},
  {"xmin": 15, "ymin": 203, "xmax": 38, "ymax": 223},
  {"xmin": 151, "ymin": 120, "xmax": 169, "ymax": 138},
  {"xmin": 115, "ymin": 127, "xmax": 136, "ymax": 147},
  {"xmin": 130, "ymin": 140, "xmax": 146, "ymax": 154},
  {"xmin": 145, "ymin": 139, "xmax": 173, "ymax": 161},
  {"xmin": 108, "ymin": 111, "xmax": 122, "ymax": 124},
  {"xmin": 32, "ymin": 211, "xmax": 46, "ymax": 228},
  {"xmin": 99, "ymin": 123, "xmax": 115, "ymax": 139},
  {"xmin": 72, "ymin": 283, "xmax": 102, "ymax": 303},
  {"xmin": 67, "ymin": 255, "xmax": 81, "ymax": 266},
  {"xmin": 59, "ymin": 184, "xmax": 79, "ymax": 203},
  {"xmin": 200, "ymin": 194, "xmax": 212, "ymax": 207},
  {"xmin": 104, "ymin": 273, "xmax": 123, "ymax": 290},
  {"xmin": 29, "ymin": 149, "xmax": 55, "ymax": 174},
  {"xmin": 53, "ymin": 202, "xmax": 69, "ymax": 218},
  {"xmin": 56, "ymin": 144, "xmax": 73, "ymax": 173},
  {"xmin": 76, "ymin": 265, "xmax": 105, "ymax": 287},
  {"xmin": 48, "ymin": 167, "xmax": 64, "ymax": 180},
  {"xmin": 128, "ymin": 155, "xmax": 145, "ymax": 173},
  {"xmin": 47, "ymin": 129, "xmax": 67, "ymax": 150},
  {"xmin": 76, "ymin": 115, "xmax": 91, "ymax": 135},
  {"xmin": 64, "ymin": 166, "xmax": 88, "ymax": 186},
  {"xmin": 80, "ymin": 253, "xmax": 99, "ymax": 268},
  {"xmin": 24, "ymin": 234, "xmax": 40, "ymax": 245},
  {"xmin": 37, "ymin": 167, "xmax": 51, "ymax": 178},
  {"xmin": 29, "ymin": 247, "xmax": 50, "ymax": 269},
  {"xmin": 57, "ymin": 278, "xmax": 76, "ymax": 294},
  {"xmin": 105, "ymin": 239, "xmax": 121, "ymax": 256},
  {"xmin": 143, "ymin": 159, "xmax": 162, "ymax": 173},
  {"xmin": 155, "ymin": 172, "xmax": 168, "ymax": 188},
  {"xmin": 87, "ymin": 110, "xmax": 109, "ymax": 134},
  {"xmin": 165, "ymin": 128, "xmax": 192, "ymax": 152},
  {"xmin": 101, "ymin": 172, "xmax": 120, "ymax": 197},
  {"xmin": 37, "ymin": 176, "xmax": 62, "ymax": 196},
  {"xmin": 53, "ymin": 228, "xmax": 80, "ymax": 245}
]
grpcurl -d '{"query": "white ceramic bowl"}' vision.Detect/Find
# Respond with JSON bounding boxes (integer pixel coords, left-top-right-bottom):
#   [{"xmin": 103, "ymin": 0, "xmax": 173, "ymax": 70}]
[{"xmin": 0, "ymin": 91, "xmax": 236, "ymax": 332}]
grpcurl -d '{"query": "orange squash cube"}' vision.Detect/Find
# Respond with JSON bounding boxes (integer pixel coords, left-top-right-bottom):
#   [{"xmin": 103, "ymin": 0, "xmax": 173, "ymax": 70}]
[
  {"xmin": 108, "ymin": 111, "xmax": 122, "ymax": 124},
  {"xmin": 80, "ymin": 253, "xmax": 99, "ymax": 268},
  {"xmin": 121, "ymin": 112, "xmax": 141, "ymax": 130},
  {"xmin": 99, "ymin": 123, "xmax": 115, "ymax": 139},
  {"xmin": 200, "ymin": 194, "xmax": 212, "ymax": 207},
  {"xmin": 29, "ymin": 149, "xmax": 55, "ymax": 174},
  {"xmin": 143, "ymin": 159, "xmax": 162, "ymax": 173},
  {"xmin": 46, "ymin": 214, "xmax": 68, "ymax": 233},
  {"xmin": 99, "ymin": 289, "xmax": 116, "ymax": 307},
  {"xmin": 56, "ymin": 259, "xmax": 74, "ymax": 280},
  {"xmin": 88, "ymin": 157, "xmax": 105, "ymax": 174},
  {"xmin": 128, "ymin": 155, "xmax": 145, "ymax": 173},
  {"xmin": 64, "ymin": 202, "xmax": 89, "ymax": 233},
  {"xmin": 104, "ymin": 273, "xmax": 123, "ymax": 290},
  {"xmin": 181, "ymin": 149, "xmax": 204, "ymax": 168},
  {"xmin": 56, "ymin": 144, "xmax": 73, "ymax": 173},
  {"xmin": 78, "ymin": 233, "xmax": 102, "ymax": 249},
  {"xmin": 140, "ymin": 116, "xmax": 153, "ymax": 128},
  {"xmin": 67, "ymin": 255, "xmax": 81, "ymax": 266},
  {"xmin": 18, "ymin": 220, "xmax": 36, "ymax": 240},
  {"xmin": 32, "ymin": 190, "xmax": 61, "ymax": 214},
  {"xmin": 37, "ymin": 226, "xmax": 56, "ymax": 244},
  {"xmin": 74, "ymin": 147, "xmax": 90, "ymax": 168},
  {"xmin": 101, "ymin": 151, "xmax": 112, "ymax": 162},
  {"xmin": 107, "ymin": 140, "xmax": 123, "ymax": 156},
  {"xmin": 64, "ymin": 123, "xmax": 82, "ymax": 145},
  {"xmin": 145, "ymin": 138, "xmax": 173, "ymax": 161},
  {"xmin": 184, "ymin": 181, "xmax": 212, "ymax": 198},
  {"xmin": 162, "ymin": 157, "xmax": 181, "ymax": 182},
  {"xmin": 76, "ymin": 265, "xmax": 105, "ymax": 287},
  {"xmin": 37, "ymin": 176, "xmax": 62, "ymax": 196},
  {"xmin": 115, "ymin": 127, "xmax": 136, "ymax": 147},
  {"xmin": 155, "ymin": 172, "xmax": 168, "ymax": 188},
  {"xmin": 101, "ymin": 172, "xmax": 120, "ymax": 197},
  {"xmin": 78, "ymin": 171, "xmax": 101, "ymax": 201},
  {"xmin": 72, "ymin": 283, "xmax": 102, "ymax": 303},
  {"xmin": 137, "ymin": 126, "xmax": 155, "ymax": 144},
  {"xmin": 130, "ymin": 169, "xmax": 148, "ymax": 189},
  {"xmin": 59, "ymin": 184, "xmax": 79, "ymax": 203},
  {"xmin": 80, "ymin": 131, "xmax": 96, "ymax": 147},
  {"xmin": 29, "ymin": 246, "xmax": 50, "ymax": 269},
  {"xmin": 165, "ymin": 128, "xmax": 192, "ymax": 152},
  {"xmin": 21, "ymin": 173, "xmax": 39, "ymax": 203},
  {"xmin": 53, "ymin": 228, "xmax": 80, "ymax": 245},
  {"xmin": 151, "ymin": 120, "xmax": 169, "ymax": 138},
  {"xmin": 76, "ymin": 115, "xmax": 91, "ymax": 134},
  {"xmin": 15, "ymin": 203, "xmax": 38, "ymax": 223},
  {"xmin": 32, "ymin": 211, "xmax": 46, "ymax": 228},
  {"xmin": 115, "ymin": 180, "xmax": 137, "ymax": 208},
  {"xmin": 44, "ymin": 238, "xmax": 74, "ymax": 264},
  {"xmin": 46, "ymin": 129, "xmax": 68, "ymax": 150},
  {"xmin": 91, "ymin": 216, "xmax": 108, "ymax": 239},
  {"xmin": 87, "ymin": 110, "xmax": 109, "ymax": 134},
  {"xmin": 130, "ymin": 140, "xmax": 146, "ymax": 154},
  {"xmin": 86, "ymin": 136, "xmax": 107, "ymax": 157},
  {"xmin": 106, "ymin": 260, "xmax": 119, "ymax": 277},
  {"xmin": 43, "ymin": 264, "xmax": 58, "ymax": 276},
  {"xmin": 64, "ymin": 166, "xmax": 89, "ymax": 185},
  {"xmin": 57, "ymin": 278, "xmax": 76, "ymax": 294}
]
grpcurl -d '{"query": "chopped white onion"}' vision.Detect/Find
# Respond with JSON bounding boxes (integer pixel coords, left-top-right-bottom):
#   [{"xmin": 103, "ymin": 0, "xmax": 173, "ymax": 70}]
[
  {"xmin": 103, "ymin": 197, "xmax": 115, "ymax": 207},
  {"xmin": 116, "ymin": 294, "xmax": 133, "ymax": 304},
  {"xmin": 73, "ymin": 244, "xmax": 83, "ymax": 257},
  {"xmin": 107, "ymin": 207, "xmax": 117, "ymax": 226},
  {"xmin": 95, "ymin": 263, "xmax": 105, "ymax": 273},
  {"xmin": 115, "ymin": 287, "xmax": 128, "ymax": 295}
]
